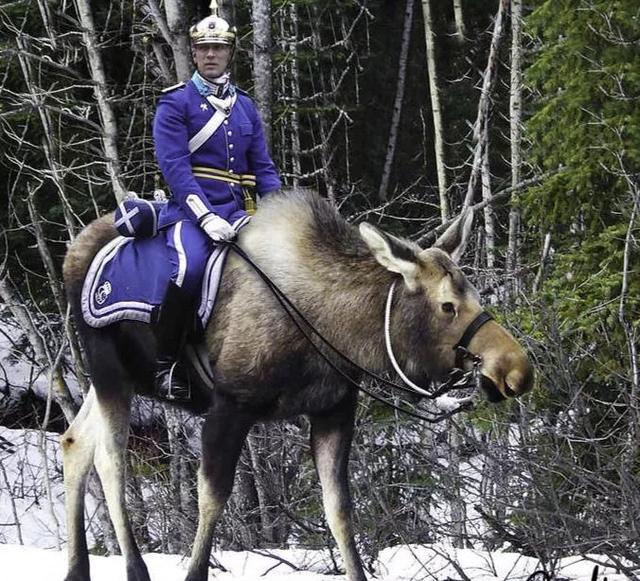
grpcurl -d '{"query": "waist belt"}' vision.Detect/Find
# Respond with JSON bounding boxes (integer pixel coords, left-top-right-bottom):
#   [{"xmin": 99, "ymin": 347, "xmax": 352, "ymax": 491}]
[
  {"xmin": 192, "ymin": 165, "xmax": 257, "ymax": 215},
  {"xmin": 192, "ymin": 166, "xmax": 256, "ymax": 187}
]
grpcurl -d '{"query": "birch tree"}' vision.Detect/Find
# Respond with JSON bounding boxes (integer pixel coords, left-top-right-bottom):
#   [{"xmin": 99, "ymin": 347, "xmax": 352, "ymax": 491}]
[
  {"xmin": 378, "ymin": 0, "xmax": 415, "ymax": 201},
  {"xmin": 506, "ymin": 0, "xmax": 523, "ymax": 299},
  {"xmin": 421, "ymin": 0, "xmax": 449, "ymax": 221},
  {"xmin": 72, "ymin": 0, "xmax": 126, "ymax": 202},
  {"xmin": 480, "ymin": 118, "xmax": 497, "ymax": 302},
  {"xmin": 252, "ymin": 0, "xmax": 274, "ymax": 149},
  {"xmin": 461, "ymin": 0, "xmax": 508, "ymax": 210},
  {"xmin": 145, "ymin": 0, "xmax": 193, "ymax": 82},
  {"xmin": 452, "ymin": 0, "xmax": 466, "ymax": 43}
]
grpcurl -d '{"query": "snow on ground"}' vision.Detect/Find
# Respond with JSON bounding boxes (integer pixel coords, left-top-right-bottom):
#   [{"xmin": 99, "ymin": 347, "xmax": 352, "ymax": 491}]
[
  {"xmin": 0, "ymin": 424, "xmax": 631, "ymax": 580},
  {"xmin": 0, "ymin": 345, "xmax": 631, "ymax": 581},
  {"xmin": 0, "ymin": 542, "xmax": 629, "ymax": 580},
  {"xmin": 0, "ymin": 427, "xmax": 76, "ymax": 549}
]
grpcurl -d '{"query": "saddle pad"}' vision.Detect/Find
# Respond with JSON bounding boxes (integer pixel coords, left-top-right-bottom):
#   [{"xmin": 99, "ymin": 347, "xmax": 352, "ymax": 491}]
[{"xmin": 81, "ymin": 216, "xmax": 250, "ymax": 329}]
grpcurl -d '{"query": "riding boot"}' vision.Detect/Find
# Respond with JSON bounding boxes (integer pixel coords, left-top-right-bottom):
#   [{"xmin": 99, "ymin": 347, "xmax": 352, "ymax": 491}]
[{"xmin": 154, "ymin": 281, "xmax": 192, "ymax": 401}]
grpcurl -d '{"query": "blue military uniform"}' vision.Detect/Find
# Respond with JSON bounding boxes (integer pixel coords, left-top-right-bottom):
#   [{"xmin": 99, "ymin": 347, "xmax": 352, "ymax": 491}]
[{"xmin": 154, "ymin": 78, "xmax": 281, "ymax": 296}]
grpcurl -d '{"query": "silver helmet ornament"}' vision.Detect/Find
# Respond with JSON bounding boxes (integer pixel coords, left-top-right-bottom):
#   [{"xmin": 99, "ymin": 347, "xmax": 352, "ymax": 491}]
[{"xmin": 190, "ymin": 1, "xmax": 236, "ymax": 47}]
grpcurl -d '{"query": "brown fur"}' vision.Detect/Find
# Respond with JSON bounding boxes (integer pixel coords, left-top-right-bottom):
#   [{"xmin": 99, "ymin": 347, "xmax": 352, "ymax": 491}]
[
  {"xmin": 61, "ymin": 189, "xmax": 533, "ymax": 581},
  {"xmin": 63, "ymin": 213, "xmax": 118, "ymax": 285},
  {"xmin": 64, "ymin": 190, "xmax": 532, "ymax": 411}
]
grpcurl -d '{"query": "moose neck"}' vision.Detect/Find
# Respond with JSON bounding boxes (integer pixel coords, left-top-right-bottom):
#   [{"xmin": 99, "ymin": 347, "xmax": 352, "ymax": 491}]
[{"xmin": 306, "ymin": 255, "xmax": 419, "ymax": 376}]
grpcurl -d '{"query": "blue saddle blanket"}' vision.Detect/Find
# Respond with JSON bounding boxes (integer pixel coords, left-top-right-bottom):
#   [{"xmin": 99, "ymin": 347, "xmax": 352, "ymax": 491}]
[{"xmin": 81, "ymin": 217, "xmax": 250, "ymax": 329}]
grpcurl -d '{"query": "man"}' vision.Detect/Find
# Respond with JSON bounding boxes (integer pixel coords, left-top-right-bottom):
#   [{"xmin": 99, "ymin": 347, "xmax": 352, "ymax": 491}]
[{"xmin": 153, "ymin": 9, "xmax": 281, "ymax": 401}]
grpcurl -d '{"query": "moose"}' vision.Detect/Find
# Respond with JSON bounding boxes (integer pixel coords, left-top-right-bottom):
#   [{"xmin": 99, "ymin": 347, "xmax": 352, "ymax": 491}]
[{"xmin": 61, "ymin": 189, "xmax": 533, "ymax": 581}]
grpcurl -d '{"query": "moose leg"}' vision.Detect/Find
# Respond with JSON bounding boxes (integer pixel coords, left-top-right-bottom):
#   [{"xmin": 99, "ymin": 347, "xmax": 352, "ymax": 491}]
[
  {"xmin": 62, "ymin": 387, "xmax": 98, "ymax": 581},
  {"xmin": 92, "ymin": 388, "xmax": 150, "ymax": 581},
  {"xmin": 310, "ymin": 393, "xmax": 367, "ymax": 581},
  {"xmin": 185, "ymin": 394, "xmax": 256, "ymax": 581}
]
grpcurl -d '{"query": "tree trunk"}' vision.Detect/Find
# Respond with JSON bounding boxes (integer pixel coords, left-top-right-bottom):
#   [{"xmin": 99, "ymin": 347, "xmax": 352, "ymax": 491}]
[
  {"xmin": 163, "ymin": 405, "xmax": 197, "ymax": 550},
  {"xmin": 421, "ymin": 0, "xmax": 449, "ymax": 221},
  {"xmin": 72, "ymin": 0, "xmax": 126, "ymax": 202},
  {"xmin": 308, "ymin": 4, "xmax": 338, "ymax": 204},
  {"xmin": 378, "ymin": 0, "xmax": 415, "ymax": 201},
  {"xmin": 14, "ymin": 40, "xmax": 89, "ymax": 394},
  {"xmin": 288, "ymin": 2, "xmax": 302, "ymax": 186},
  {"xmin": 462, "ymin": 0, "xmax": 508, "ymax": 209},
  {"xmin": 480, "ymin": 118, "xmax": 497, "ymax": 303},
  {"xmin": 252, "ymin": 0, "xmax": 273, "ymax": 150},
  {"xmin": 507, "ymin": 0, "xmax": 523, "ymax": 299},
  {"xmin": 447, "ymin": 428, "xmax": 469, "ymax": 548},
  {"xmin": 14, "ymin": 36, "xmax": 77, "ymax": 238},
  {"xmin": 452, "ymin": 0, "xmax": 466, "ymax": 43},
  {"xmin": 217, "ymin": 0, "xmax": 234, "ymax": 22},
  {"xmin": 532, "ymin": 232, "xmax": 552, "ymax": 293},
  {"xmin": 247, "ymin": 427, "xmax": 274, "ymax": 545},
  {"xmin": 26, "ymin": 191, "xmax": 90, "ymax": 394},
  {"xmin": 620, "ymin": 190, "xmax": 639, "ymax": 485},
  {"xmin": 161, "ymin": 0, "xmax": 193, "ymax": 82}
]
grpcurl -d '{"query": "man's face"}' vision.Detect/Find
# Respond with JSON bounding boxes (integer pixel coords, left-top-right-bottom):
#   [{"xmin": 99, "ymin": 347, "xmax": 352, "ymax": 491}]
[{"xmin": 193, "ymin": 43, "xmax": 232, "ymax": 81}]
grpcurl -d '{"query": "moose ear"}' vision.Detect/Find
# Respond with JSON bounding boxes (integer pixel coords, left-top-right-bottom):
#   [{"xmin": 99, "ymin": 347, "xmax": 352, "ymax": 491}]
[
  {"xmin": 359, "ymin": 223, "xmax": 419, "ymax": 290},
  {"xmin": 433, "ymin": 208, "xmax": 474, "ymax": 262}
]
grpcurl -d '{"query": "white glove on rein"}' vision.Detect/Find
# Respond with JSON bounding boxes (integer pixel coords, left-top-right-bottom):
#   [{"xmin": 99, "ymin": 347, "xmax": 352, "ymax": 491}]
[{"xmin": 200, "ymin": 213, "xmax": 236, "ymax": 242}]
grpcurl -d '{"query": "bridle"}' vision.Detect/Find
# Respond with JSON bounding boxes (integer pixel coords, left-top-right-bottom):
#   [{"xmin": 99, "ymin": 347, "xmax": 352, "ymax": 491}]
[
  {"xmin": 384, "ymin": 279, "xmax": 494, "ymax": 399},
  {"xmin": 228, "ymin": 242, "xmax": 493, "ymax": 422}
]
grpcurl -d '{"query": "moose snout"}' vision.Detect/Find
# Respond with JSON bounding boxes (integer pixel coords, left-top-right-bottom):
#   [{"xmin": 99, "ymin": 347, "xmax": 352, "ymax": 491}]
[
  {"xmin": 504, "ymin": 361, "xmax": 534, "ymax": 396},
  {"xmin": 479, "ymin": 349, "xmax": 534, "ymax": 402}
]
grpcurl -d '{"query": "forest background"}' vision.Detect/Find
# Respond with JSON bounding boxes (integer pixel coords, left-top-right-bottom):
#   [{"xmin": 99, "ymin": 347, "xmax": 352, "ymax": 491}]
[{"xmin": 0, "ymin": 0, "xmax": 638, "ymax": 578}]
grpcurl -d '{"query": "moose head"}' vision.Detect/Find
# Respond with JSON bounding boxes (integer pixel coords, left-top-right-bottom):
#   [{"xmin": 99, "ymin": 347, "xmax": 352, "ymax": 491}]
[{"xmin": 359, "ymin": 210, "xmax": 534, "ymax": 403}]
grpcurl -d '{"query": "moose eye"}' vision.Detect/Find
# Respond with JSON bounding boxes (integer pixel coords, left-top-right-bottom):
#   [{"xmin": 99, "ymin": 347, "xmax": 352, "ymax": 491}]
[{"xmin": 442, "ymin": 302, "xmax": 456, "ymax": 315}]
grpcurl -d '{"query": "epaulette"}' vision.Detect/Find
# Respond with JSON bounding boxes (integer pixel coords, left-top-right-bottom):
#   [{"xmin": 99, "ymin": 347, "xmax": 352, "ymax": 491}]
[
  {"xmin": 235, "ymin": 86, "xmax": 250, "ymax": 97},
  {"xmin": 161, "ymin": 82, "xmax": 186, "ymax": 94}
]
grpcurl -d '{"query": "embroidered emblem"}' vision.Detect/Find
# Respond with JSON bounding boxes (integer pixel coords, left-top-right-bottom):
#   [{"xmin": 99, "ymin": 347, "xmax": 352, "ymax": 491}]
[
  {"xmin": 95, "ymin": 281, "xmax": 112, "ymax": 305},
  {"xmin": 200, "ymin": 103, "xmax": 208, "ymax": 111}
]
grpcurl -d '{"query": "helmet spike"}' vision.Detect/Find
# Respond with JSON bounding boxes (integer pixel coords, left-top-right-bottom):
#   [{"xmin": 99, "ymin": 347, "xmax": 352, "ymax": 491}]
[{"xmin": 209, "ymin": 0, "xmax": 219, "ymax": 17}]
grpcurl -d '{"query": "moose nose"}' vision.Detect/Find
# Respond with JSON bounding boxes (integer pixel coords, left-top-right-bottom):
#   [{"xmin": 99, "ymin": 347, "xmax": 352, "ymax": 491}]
[{"xmin": 504, "ymin": 359, "xmax": 534, "ymax": 396}]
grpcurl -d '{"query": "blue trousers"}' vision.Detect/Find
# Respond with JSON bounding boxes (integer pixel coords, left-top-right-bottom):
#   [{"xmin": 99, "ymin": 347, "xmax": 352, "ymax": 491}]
[{"xmin": 165, "ymin": 220, "xmax": 214, "ymax": 298}]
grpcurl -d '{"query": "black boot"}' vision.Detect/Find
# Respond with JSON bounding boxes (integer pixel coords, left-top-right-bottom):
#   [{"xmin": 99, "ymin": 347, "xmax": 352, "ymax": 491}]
[{"xmin": 154, "ymin": 281, "xmax": 192, "ymax": 401}]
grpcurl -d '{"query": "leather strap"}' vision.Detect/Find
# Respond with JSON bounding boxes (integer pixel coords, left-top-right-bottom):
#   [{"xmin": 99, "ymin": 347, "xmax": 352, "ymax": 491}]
[{"xmin": 453, "ymin": 311, "xmax": 494, "ymax": 369}]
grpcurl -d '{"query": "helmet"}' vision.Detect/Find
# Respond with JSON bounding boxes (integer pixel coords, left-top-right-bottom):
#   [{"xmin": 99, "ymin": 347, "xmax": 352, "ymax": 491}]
[{"xmin": 189, "ymin": 14, "xmax": 236, "ymax": 47}]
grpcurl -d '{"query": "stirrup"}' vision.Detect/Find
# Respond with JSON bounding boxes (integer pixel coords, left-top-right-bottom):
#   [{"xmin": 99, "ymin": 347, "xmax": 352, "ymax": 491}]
[{"xmin": 156, "ymin": 361, "xmax": 191, "ymax": 402}]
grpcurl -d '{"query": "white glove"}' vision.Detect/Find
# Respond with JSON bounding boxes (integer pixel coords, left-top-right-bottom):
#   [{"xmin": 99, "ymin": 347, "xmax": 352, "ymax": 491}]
[{"xmin": 200, "ymin": 213, "xmax": 236, "ymax": 242}]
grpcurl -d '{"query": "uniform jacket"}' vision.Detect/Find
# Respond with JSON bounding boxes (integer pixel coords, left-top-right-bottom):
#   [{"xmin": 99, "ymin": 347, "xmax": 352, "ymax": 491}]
[{"xmin": 153, "ymin": 80, "xmax": 281, "ymax": 228}]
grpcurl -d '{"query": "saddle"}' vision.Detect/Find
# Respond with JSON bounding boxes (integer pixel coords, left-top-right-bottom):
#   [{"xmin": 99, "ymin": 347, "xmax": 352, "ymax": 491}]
[{"xmin": 81, "ymin": 202, "xmax": 250, "ymax": 389}]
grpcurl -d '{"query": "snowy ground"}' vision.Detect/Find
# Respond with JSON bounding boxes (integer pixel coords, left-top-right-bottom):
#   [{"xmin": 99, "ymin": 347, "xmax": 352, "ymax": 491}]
[
  {"xmin": 0, "ymin": 425, "xmax": 631, "ymax": 581},
  {"xmin": 0, "ymin": 424, "xmax": 627, "ymax": 581},
  {"xmin": 0, "ymin": 542, "xmax": 629, "ymax": 580},
  {"xmin": 0, "ymin": 322, "xmax": 631, "ymax": 580}
]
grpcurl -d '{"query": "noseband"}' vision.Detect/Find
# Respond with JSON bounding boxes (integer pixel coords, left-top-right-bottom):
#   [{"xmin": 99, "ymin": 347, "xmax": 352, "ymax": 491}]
[
  {"xmin": 452, "ymin": 310, "xmax": 494, "ymax": 368},
  {"xmin": 384, "ymin": 280, "xmax": 493, "ymax": 395}
]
